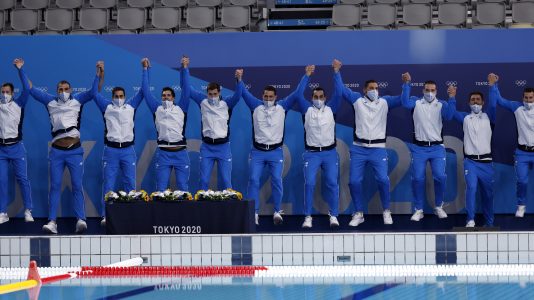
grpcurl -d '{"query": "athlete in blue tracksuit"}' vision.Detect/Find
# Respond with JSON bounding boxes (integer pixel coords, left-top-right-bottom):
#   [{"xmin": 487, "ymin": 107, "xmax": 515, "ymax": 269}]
[
  {"xmin": 141, "ymin": 57, "xmax": 191, "ymax": 192},
  {"xmin": 93, "ymin": 61, "xmax": 144, "ymax": 225},
  {"xmin": 489, "ymin": 73, "xmax": 534, "ymax": 218},
  {"xmin": 238, "ymin": 69, "xmax": 305, "ymax": 225},
  {"xmin": 0, "ymin": 59, "xmax": 33, "ymax": 224},
  {"xmin": 295, "ymin": 61, "xmax": 343, "ymax": 228},
  {"xmin": 181, "ymin": 59, "xmax": 243, "ymax": 191},
  {"xmin": 339, "ymin": 73, "xmax": 410, "ymax": 227},
  {"xmin": 28, "ymin": 62, "xmax": 101, "ymax": 234},
  {"xmin": 449, "ymin": 83, "xmax": 496, "ymax": 227},
  {"xmin": 400, "ymin": 73, "xmax": 455, "ymax": 221}
]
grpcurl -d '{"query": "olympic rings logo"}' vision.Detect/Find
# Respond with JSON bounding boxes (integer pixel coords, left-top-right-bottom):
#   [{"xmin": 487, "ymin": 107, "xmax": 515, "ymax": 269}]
[
  {"xmin": 245, "ymin": 83, "xmax": 252, "ymax": 89},
  {"xmin": 445, "ymin": 81, "xmax": 458, "ymax": 86},
  {"xmin": 171, "ymin": 85, "xmax": 182, "ymax": 91},
  {"xmin": 515, "ymin": 80, "xmax": 527, "ymax": 87},
  {"xmin": 308, "ymin": 83, "xmax": 320, "ymax": 89},
  {"xmin": 104, "ymin": 86, "xmax": 113, "ymax": 92},
  {"xmin": 378, "ymin": 82, "xmax": 388, "ymax": 88}
]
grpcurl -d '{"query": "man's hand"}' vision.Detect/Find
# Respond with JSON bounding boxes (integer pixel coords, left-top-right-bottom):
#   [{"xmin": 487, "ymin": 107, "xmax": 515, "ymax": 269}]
[
  {"xmin": 488, "ymin": 73, "xmax": 499, "ymax": 86},
  {"xmin": 332, "ymin": 59, "xmax": 342, "ymax": 73},
  {"xmin": 305, "ymin": 65, "xmax": 315, "ymax": 76},
  {"xmin": 447, "ymin": 85, "xmax": 457, "ymax": 98},
  {"xmin": 181, "ymin": 56, "xmax": 189, "ymax": 68},
  {"xmin": 142, "ymin": 58, "xmax": 150, "ymax": 69},
  {"xmin": 13, "ymin": 58, "xmax": 24, "ymax": 69},
  {"xmin": 402, "ymin": 72, "xmax": 411, "ymax": 83},
  {"xmin": 96, "ymin": 61, "xmax": 105, "ymax": 77},
  {"xmin": 235, "ymin": 69, "xmax": 243, "ymax": 82}
]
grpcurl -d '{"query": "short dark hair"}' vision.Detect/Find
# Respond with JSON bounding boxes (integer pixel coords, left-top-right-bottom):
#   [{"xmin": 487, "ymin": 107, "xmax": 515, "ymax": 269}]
[
  {"xmin": 524, "ymin": 87, "xmax": 534, "ymax": 94},
  {"xmin": 263, "ymin": 85, "xmax": 277, "ymax": 95},
  {"xmin": 364, "ymin": 80, "xmax": 377, "ymax": 89},
  {"xmin": 424, "ymin": 80, "xmax": 437, "ymax": 87},
  {"xmin": 469, "ymin": 91, "xmax": 484, "ymax": 101},
  {"xmin": 162, "ymin": 87, "xmax": 175, "ymax": 98},
  {"xmin": 1, "ymin": 83, "xmax": 14, "ymax": 93},
  {"xmin": 207, "ymin": 82, "xmax": 220, "ymax": 92},
  {"xmin": 112, "ymin": 87, "xmax": 126, "ymax": 98},
  {"xmin": 57, "ymin": 80, "xmax": 71, "ymax": 89},
  {"xmin": 312, "ymin": 87, "xmax": 324, "ymax": 93}
]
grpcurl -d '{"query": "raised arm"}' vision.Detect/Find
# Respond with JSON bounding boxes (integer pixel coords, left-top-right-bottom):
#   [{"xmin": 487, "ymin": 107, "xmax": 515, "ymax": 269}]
[
  {"xmin": 486, "ymin": 75, "xmax": 497, "ymax": 124},
  {"xmin": 93, "ymin": 93, "xmax": 111, "ymax": 113},
  {"xmin": 339, "ymin": 72, "xmax": 360, "ymax": 105},
  {"xmin": 223, "ymin": 69, "xmax": 243, "ymax": 109},
  {"xmin": 75, "ymin": 61, "xmax": 102, "ymax": 104},
  {"xmin": 126, "ymin": 62, "xmax": 145, "ymax": 109},
  {"xmin": 28, "ymin": 65, "xmax": 55, "ymax": 105},
  {"xmin": 278, "ymin": 70, "xmax": 311, "ymax": 111},
  {"xmin": 140, "ymin": 58, "xmax": 160, "ymax": 113},
  {"xmin": 439, "ymin": 85, "xmax": 457, "ymax": 121},
  {"xmin": 240, "ymin": 81, "xmax": 262, "ymax": 110},
  {"xmin": 177, "ymin": 56, "xmax": 191, "ymax": 112},
  {"xmin": 327, "ymin": 59, "xmax": 343, "ymax": 113},
  {"xmin": 400, "ymin": 72, "xmax": 417, "ymax": 109},
  {"xmin": 13, "ymin": 59, "xmax": 30, "ymax": 107},
  {"xmin": 488, "ymin": 73, "xmax": 521, "ymax": 113}
]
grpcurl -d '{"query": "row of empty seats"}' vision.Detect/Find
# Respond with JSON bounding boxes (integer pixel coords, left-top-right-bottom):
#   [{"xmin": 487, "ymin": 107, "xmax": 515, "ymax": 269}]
[
  {"xmin": 0, "ymin": 0, "xmax": 258, "ymax": 9},
  {"xmin": 0, "ymin": 6, "xmax": 254, "ymax": 34},
  {"xmin": 328, "ymin": 2, "xmax": 534, "ymax": 29}
]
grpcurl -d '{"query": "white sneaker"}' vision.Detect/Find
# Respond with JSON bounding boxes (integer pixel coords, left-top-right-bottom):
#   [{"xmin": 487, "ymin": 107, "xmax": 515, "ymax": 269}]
[
  {"xmin": 42, "ymin": 220, "xmax": 57, "ymax": 234},
  {"xmin": 24, "ymin": 209, "xmax": 34, "ymax": 222},
  {"xmin": 273, "ymin": 211, "xmax": 283, "ymax": 225},
  {"xmin": 100, "ymin": 217, "xmax": 106, "ymax": 227},
  {"xmin": 0, "ymin": 212, "xmax": 9, "ymax": 224},
  {"xmin": 255, "ymin": 213, "xmax": 259, "ymax": 226},
  {"xmin": 466, "ymin": 220, "xmax": 475, "ymax": 228},
  {"xmin": 75, "ymin": 219, "xmax": 87, "ymax": 233},
  {"xmin": 411, "ymin": 209, "xmax": 424, "ymax": 222},
  {"xmin": 516, "ymin": 205, "xmax": 526, "ymax": 218},
  {"xmin": 302, "ymin": 216, "xmax": 312, "ymax": 228},
  {"xmin": 383, "ymin": 210, "xmax": 393, "ymax": 225},
  {"xmin": 348, "ymin": 212, "xmax": 364, "ymax": 227},
  {"xmin": 434, "ymin": 205, "xmax": 448, "ymax": 219},
  {"xmin": 329, "ymin": 215, "xmax": 339, "ymax": 227}
]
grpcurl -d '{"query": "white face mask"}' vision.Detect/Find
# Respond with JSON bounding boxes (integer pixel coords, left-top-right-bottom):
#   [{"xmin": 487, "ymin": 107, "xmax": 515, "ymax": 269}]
[
  {"xmin": 366, "ymin": 90, "xmax": 379, "ymax": 102},
  {"xmin": 0, "ymin": 93, "xmax": 12, "ymax": 104},
  {"xmin": 58, "ymin": 92, "xmax": 70, "ymax": 102},
  {"xmin": 423, "ymin": 92, "xmax": 435, "ymax": 103},
  {"xmin": 524, "ymin": 102, "xmax": 534, "ymax": 111},
  {"xmin": 470, "ymin": 104, "xmax": 482, "ymax": 114},
  {"xmin": 263, "ymin": 100, "xmax": 275, "ymax": 108},
  {"xmin": 312, "ymin": 99, "xmax": 324, "ymax": 109},
  {"xmin": 162, "ymin": 100, "xmax": 174, "ymax": 109},
  {"xmin": 208, "ymin": 97, "xmax": 219, "ymax": 106},
  {"xmin": 112, "ymin": 98, "xmax": 125, "ymax": 107}
]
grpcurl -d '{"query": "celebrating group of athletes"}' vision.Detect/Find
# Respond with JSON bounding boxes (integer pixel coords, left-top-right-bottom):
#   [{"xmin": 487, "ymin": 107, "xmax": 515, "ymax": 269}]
[{"xmin": 0, "ymin": 57, "xmax": 533, "ymax": 233}]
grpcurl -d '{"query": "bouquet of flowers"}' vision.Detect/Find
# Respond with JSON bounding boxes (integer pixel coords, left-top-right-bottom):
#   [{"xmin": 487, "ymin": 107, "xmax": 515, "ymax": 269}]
[
  {"xmin": 104, "ymin": 190, "xmax": 150, "ymax": 202},
  {"xmin": 150, "ymin": 189, "xmax": 193, "ymax": 202},
  {"xmin": 194, "ymin": 188, "xmax": 243, "ymax": 201}
]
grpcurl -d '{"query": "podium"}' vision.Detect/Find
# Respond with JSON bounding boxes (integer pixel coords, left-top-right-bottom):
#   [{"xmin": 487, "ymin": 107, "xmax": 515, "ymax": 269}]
[{"xmin": 105, "ymin": 200, "xmax": 255, "ymax": 234}]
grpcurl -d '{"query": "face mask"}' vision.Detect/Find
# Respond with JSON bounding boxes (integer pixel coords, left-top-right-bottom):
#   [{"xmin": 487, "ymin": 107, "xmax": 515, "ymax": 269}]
[
  {"xmin": 366, "ymin": 90, "xmax": 378, "ymax": 101},
  {"xmin": 423, "ymin": 92, "xmax": 435, "ymax": 103},
  {"xmin": 524, "ymin": 102, "xmax": 534, "ymax": 111},
  {"xmin": 162, "ymin": 100, "xmax": 174, "ymax": 109},
  {"xmin": 312, "ymin": 99, "xmax": 324, "ymax": 109},
  {"xmin": 208, "ymin": 97, "xmax": 219, "ymax": 106},
  {"xmin": 263, "ymin": 100, "xmax": 274, "ymax": 108},
  {"xmin": 58, "ymin": 92, "xmax": 70, "ymax": 102},
  {"xmin": 470, "ymin": 104, "xmax": 482, "ymax": 114},
  {"xmin": 0, "ymin": 93, "xmax": 12, "ymax": 104},
  {"xmin": 112, "ymin": 98, "xmax": 125, "ymax": 107}
]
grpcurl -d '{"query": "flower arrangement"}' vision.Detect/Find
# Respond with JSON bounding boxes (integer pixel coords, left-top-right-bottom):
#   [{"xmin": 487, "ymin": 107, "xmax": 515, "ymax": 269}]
[
  {"xmin": 104, "ymin": 190, "xmax": 150, "ymax": 202},
  {"xmin": 194, "ymin": 188, "xmax": 243, "ymax": 201},
  {"xmin": 150, "ymin": 189, "xmax": 193, "ymax": 202}
]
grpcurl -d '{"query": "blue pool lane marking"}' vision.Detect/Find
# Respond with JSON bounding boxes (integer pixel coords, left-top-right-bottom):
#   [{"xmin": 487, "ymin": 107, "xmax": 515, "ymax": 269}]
[{"xmin": 341, "ymin": 283, "xmax": 402, "ymax": 300}]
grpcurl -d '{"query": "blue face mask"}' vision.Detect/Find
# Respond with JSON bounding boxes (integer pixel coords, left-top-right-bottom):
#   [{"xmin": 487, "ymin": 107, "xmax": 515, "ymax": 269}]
[
  {"xmin": 423, "ymin": 92, "xmax": 435, "ymax": 103},
  {"xmin": 112, "ymin": 98, "xmax": 125, "ymax": 107},
  {"xmin": 162, "ymin": 100, "xmax": 174, "ymax": 109},
  {"xmin": 0, "ymin": 93, "xmax": 12, "ymax": 104},
  {"xmin": 524, "ymin": 102, "xmax": 534, "ymax": 111},
  {"xmin": 313, "ymin": 99, "xmax": 324, "ymax": 109},
  {"xmin": 263, "ymin": 100, "xmax": 275, "ymax": 108},
  {"xmin": 366, "ymin": 90, "xmax": 378, "ymax": 101},
  {"xmin": 208, "ymin": 97, "xmax": 219, "ymax": 106},
  {"xmin": 470, "ymin": 104, "xmax": 482, "ymax": 114},
  {"xmin": 58, "ymin": 92, "xmax": 70, "ymax": 102}
]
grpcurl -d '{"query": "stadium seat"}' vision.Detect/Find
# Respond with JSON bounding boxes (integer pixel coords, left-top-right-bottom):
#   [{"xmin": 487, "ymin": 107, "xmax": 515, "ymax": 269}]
[
  {"xmin": 340, "ymin": 0, "xmax": 365, "ymax": 4},
  {"xmin": 41, "ymin": 8, "xmax": 74, "ymax": 34},
  {"xmin": 216, "ymin": 5, "xmax": 250, "ymax": 31},
  {"xmin": 0, "ymin": 11, "xmax": 4, "ymax": 32},
  {"xmin": 90, "ymin": 0, "xmax": 117, "ymax": 8},
  {"xmin": 110, "ymin": 7, "xmax": 146, "ymax": 33},
  {"xmin": 326, "ymin": 4, "xmax": 361, "ymax": 30},
  {"xmin": 410, "ymin": 0, "xmax": 434, "ymax": 4},
  {"xmin": 364, "ymin": 4, "xmax": 396, "ymax": 29},
  {"xmin": 473, "ymin": 2, "xmax": 505, "ymax": 28},
  {"xmin": 21, "ymin": 0, "xmax": 49, "ymax": 9},
  {"xmin": 0, "ymin": 0, "xmax": 15, "ymax": 10},
  {"xmin": 229, "ymin": 0, "xmax": 256, "ymax": 6},
  {"xmin": 195, "ymin": 0, "xmax": 223, "ymax": 7},
  {"xmin": 183, "ymin": 6, "xmax": 214, "ymax": 32},
  {"xmin": 8, "ymin": 9, "xmax": 39, "ymax": 34},
  {"xmin": 128, "ymin": 0, "xmax": 155, "ymax": 7},
  {"xmin": 511, "ymin": 2, "xmax": 534, "ymax": 27},
  {"xmin": 436, "ymin": 3, "xmax": 467, "ymax": 28},
  {"xmin": 161, "ymin": 0, "xmax": 188, "ymax": 7},
  {"xmin": 71, "ymin": 7, "xmax": 108, "ymax": 34},
  {"xmin": 375, "ymin": 0, "xmax": 400, "ymax": 4},
  {"xmin": 55, "ymin": 0, "xmax": 84, "ymax": 9},
  {"xmin": 401, "ymin": 3, "xmax": 432, "ymax": 29},
  {"xmin": 144, "ymin": 6, "xmax": 180, "ymax": 33}
]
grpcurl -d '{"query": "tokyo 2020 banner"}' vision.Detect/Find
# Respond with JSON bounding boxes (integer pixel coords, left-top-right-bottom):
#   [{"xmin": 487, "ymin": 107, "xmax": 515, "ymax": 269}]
[{"xmin": 1, "ymin": 29, "xmax": 533, "ymax": 217}]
